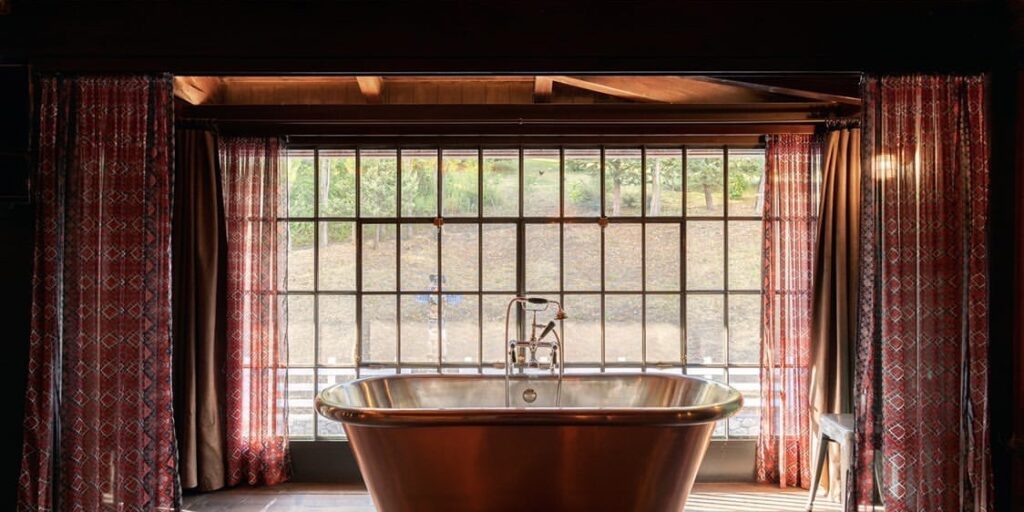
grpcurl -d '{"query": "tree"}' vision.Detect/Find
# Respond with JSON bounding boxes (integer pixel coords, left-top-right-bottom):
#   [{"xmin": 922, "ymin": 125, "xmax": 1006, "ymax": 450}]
[
  {"xmin": 726, "ymin": 156, "xmax": 765, "ymax": 215},
  {"xmin": 604, "ymin": 156, "xmax": 642, "ymax": 215},
  {"xmin": 686, "ymin": 157, "xmax": 723, "ymax": 211},
  {"xmin": 361, "ymin": 157, "xmax": 397, "ymax": 246},
  {"xmin": 645, "ymin": 157, "xmax": 682, "ymax": 215}
]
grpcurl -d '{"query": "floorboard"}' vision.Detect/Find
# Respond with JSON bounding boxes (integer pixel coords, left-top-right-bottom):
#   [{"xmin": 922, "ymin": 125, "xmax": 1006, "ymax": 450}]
[{"xmin": 182, "ymin": 482, "xmax": 843, "ymax": 511}]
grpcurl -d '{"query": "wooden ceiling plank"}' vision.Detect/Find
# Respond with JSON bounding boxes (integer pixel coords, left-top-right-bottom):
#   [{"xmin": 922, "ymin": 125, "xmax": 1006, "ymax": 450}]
[
  {"xmin": 356, "ymin": 76, "xmax": 384, "ymax": 104},
  {"xmin": 551, "ymin": 76, "xmax": 788, "ymax": 103},
  {"xmin": 689, "ymin": 76, "xmax": 862, "ymax": 105}
]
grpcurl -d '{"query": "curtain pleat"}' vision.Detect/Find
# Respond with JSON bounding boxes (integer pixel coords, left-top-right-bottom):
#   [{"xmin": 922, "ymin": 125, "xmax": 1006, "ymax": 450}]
[
  {"xmin": 851, "ymin": 75, "xmax": 992, "ymax": 511},
  {"xmin": 173, "ymin": 128, "xmax": 228, "ymax": 492},
  {"xmin": 810, "ymin": 127, "xmax": 861, "ymax": 499},
  {"xmin": 757, "ymin": 133, "xmax": 818, "ymax": 488},
  {"xmin": 220, "ymin": 137, "xmax": 290, "ymax": 487},
  {"xmin": 18, "ymin": 75, "xmax": 179, "ymax": 511}
]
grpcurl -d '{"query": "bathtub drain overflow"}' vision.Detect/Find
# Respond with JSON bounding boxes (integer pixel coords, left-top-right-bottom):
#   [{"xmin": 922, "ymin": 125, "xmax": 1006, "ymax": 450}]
[{"xmin": 522, "ymin": 388, "xmax": 537, "ymax": 403}]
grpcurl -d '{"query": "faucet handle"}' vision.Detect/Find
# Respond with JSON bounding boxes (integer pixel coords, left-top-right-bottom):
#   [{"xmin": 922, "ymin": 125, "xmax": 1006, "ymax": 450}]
[{"xmin": 538, "ymin": 320, "xmax": 557, "ymax": 340}]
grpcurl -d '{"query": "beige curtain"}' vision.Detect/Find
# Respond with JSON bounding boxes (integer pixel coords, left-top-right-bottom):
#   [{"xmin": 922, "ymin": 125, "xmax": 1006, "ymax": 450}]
[
  {"xmin": 173, "ymin": 128, "xmax": 228, "ymax": 491},
  {"xmin": 810, "ymin": 127, "xmax": 860, "ymax": 499}
]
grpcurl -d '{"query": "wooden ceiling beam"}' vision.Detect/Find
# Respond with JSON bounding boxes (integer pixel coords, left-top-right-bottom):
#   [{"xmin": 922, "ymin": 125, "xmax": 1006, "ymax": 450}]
[
  {"xmin": 533, "ymin": 76, "xmax": 553, "ymax": 103},
  {"xmin": 356, "ymin": 76, "xmax": 384, "ymax": 104},
  {"xmin": 181, "ymin": 103, "xmax": 854, "ymax": 125}
]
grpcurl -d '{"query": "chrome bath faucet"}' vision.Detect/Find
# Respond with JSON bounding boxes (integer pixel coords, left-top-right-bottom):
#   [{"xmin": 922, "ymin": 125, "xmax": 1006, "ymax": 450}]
[{"xmin": 503, "ymin": 296, "xmax": 567, "ymax": 406}]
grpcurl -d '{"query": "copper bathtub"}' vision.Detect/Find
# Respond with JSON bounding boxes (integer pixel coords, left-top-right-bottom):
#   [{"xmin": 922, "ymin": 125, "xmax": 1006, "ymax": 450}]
[{"xmin": 316, "ymin": 373, "xmax": 742, "ymax": 512}]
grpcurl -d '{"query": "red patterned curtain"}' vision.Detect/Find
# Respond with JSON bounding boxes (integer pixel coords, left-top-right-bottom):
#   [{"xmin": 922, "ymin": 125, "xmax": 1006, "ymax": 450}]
[
  {"xmin": 757, "ymin": 134, "xmax": 818, "ymax": 488},
  {"xmin": 851, "ymin": 75, "xmax": 992, "ymax": 511},
  {"xmin": 220, "ymin": 137, "xmax": 290, "ymax": 486},
  {"xmin": 18, "ymin": 76, "xmax": 178, "ymax": 510}
]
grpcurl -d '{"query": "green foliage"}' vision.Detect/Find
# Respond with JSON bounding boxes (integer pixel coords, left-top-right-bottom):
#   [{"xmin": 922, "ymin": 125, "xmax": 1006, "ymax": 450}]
[
  {"xmin": 567, "ymin": 180, "xmax": 596, "ymax": 205},
  {"xmin": 361, "ymin": 157, "xmax": 397, "ymax": 217},
  {"xmin": 322, "ymin": 157, "xmax": 356, "ymax": 216},
  {"xmin": 727, "ymin": 157, "xmax": 763, "ymax": 200},
  {"xmin": 443, "ymin": 157, "xmax": 478, "ymax": 214},
  {"xmin": 401, "ymin": 157, "xmax": 437, "ymax": 216},
  {"xmin": 288, "ymin": 157, "xmax": 316, "ymax": 217},
  {"xmin": 482, "ymin": 158, "xmax": 517, "ymax": 213},
  {"xmin": 685, "ymin": 157, "xmax": 723, "ymax": 192}
]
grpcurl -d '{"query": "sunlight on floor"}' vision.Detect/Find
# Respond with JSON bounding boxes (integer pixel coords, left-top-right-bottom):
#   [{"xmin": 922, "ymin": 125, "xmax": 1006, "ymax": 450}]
[{"xmin": 182, "ymin": 483, "xmax": 844, "ymax": 512}]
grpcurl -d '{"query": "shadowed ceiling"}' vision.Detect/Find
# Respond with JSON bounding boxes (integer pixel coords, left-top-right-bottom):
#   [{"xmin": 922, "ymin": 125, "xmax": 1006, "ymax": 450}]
[{"xmin": 174, "ymin": 75, "xmax": 861, "ymax": 107}]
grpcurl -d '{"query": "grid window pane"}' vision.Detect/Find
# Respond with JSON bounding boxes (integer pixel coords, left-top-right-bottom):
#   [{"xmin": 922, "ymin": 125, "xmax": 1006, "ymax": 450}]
[
  {"xmin": 402, "ymin": 149, "xmax": 438, "ymax": 217},
  {"xmin": 605, "ymin": 294, "xmax": 642, "ymax": 363},
  {"xmin": 646, "ymin": 149, "xmax": 683, "ymax": 216},
  {"xmin": 361, "ymin": 295, "xmax": 396, "ymax": 363},
  {"xmin": 483, "ymin": 295, "xmax": 516, "ymax": 363},
  {"xmin": 287, "ymin": 295, "xmax": 314, "ymax": 366},
  {"xmin": 287, "ymin": 368, "xmax": 315, "ymax": 438},
  {"xmin": 523, "ymin": 149, "xmax": 560, "ymax": 217},
  {"xmin": 525, "ymin": 223, "xmax": 560, "ymax": 292},
  {"xmin": 728, "ymin": 149, "xmax": 765, "ymax": 217},
  {"xmin": 443, "ymin": 150, "xmax": 479, "ymax": 217},
  {"xmin": 482, "ymin": 150, "xmax": 519, "ymax": 217},
  {"xmin": 287, "ymin": 222, "xmax": 315, "ymax": 290},
  {"xmin": 401, "ymin": 295, "xmax": 438, "ymax": 363},
  {"xmin": 605, "ymin": 149, "xmax": 642, "ymax": 217},
  {"xmin": 728, "ymin": 221, "xmax": 762, "ymax": 290},
  {"xmin": 360, "ymin": 150, "xmax": 397, "ymax": 217},
  {"xmin": 442, "ymin": 224, "xmax": 479, "ymax": 291},
  {"xmin": 442, "ymin": 294, "xmax": 479, "ymax": 364},
  {"xmin": 564, "ymin": 149, "xmax": 600, "ymax": 216},
  {"xmin": 318, "ymin": 221, "xmax": 355, "ymax": 291},
  {"xmin": 564, "ymin": 223, "xmax": 600, "ymax": 291},
  {"xmin": 361, "ymin": 224, "xmax": 396, "ymax": 291},
  {"xmin": 728, "ymin": 368, "xmax": 761, "ymax": 437},
  {"xmin": 646, "ymin": 224, "xmax": 681, "ymax": 291},
  {"xmin": 317, "ymin": 369, "xmax": 356, "ymax": 437},
  {"xmin": 319, "ymin": 295, "xmax": 356, "ymax": 366},
  {"xmin": 605, "ymin": 223, "xmax": 642, "ymax": 291},
  {"xmin": 728, "ymin": 294, "xmax": 761, "ymax": 365},
  {"xmin": 482, "ymin": 224, "xmax": 516, "ymax": 291},
  {"xmin": 400, "ymin": 224, "xmax": 437, "ymax": 292},
  {"xmin": 686, "ymin": 293, "xmax": 726, "ymax": 364},
  {"xmin": 687, "ymin": 149, "xmax": 724, "ymax": 217},
  {"xmin": 686, "ymin": 221, "xmax": 724, "ymax": 290},
  {"xmin": 562, "ymin": 294, "xmax": 602, "ymax": 364},
  {"xmin": 646, "ymin": 294, "xmax": 681, "ymax": 364},
  {"xmin": 287, "ymin": 150, "xmax": 315, "ymax": 217},
  {"xmin": 285, "ymin": 145, "xmax": 764, "ymax": 440},
  {"xmin": 320, "ymin": 150, "xmax": 356, "ymax": 217},
  {"xmin": 687, "ymin": 367, "xmax": 727, "ymax": 437}
]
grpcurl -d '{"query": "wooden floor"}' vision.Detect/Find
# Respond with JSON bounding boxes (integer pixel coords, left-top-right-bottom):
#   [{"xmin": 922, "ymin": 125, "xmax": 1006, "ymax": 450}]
[{"xmin": 182, "ymin": 482, "xmax": 843, "ymax": 511}]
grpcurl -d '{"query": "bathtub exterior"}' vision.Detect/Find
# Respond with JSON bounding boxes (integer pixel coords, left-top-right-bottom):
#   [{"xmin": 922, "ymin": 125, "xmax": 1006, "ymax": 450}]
[{"xmin": 317, "ymin": 374, "xmax": 742, "ymax": 512}]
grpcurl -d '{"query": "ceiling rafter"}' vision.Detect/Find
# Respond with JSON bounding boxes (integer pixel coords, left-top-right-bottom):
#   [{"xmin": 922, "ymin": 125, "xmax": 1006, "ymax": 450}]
[
  {"xmin": 688, "ymin": 76, "xmax": 862, "ymax": 105},
  {"xmin": 533, "ymin": 76, "xmax": 553, "ymax": 103},
  {"xmin": 172, "ymin": 76, "xmax": 224, "ymax": 105},
  {"xmin": 356, "ymin": 76, "xmax": 384, "ymax": 104},
  {"xmin": 549, "ymin": 76, "xmax": 791, "ymax": 104}
]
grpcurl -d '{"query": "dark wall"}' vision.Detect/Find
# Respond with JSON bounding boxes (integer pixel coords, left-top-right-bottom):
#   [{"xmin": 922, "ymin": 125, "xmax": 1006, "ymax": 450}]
[
  {"xmin": 0, "ymin": 1, "xmax": 1021, "ymax": 510},
  {"xmin": 0, "ymin": 64, "xmax": 32, "ymax": 510},
  {"xmin": 0, "ymin": 1, "xmax": 1010, "ymax": 74}
]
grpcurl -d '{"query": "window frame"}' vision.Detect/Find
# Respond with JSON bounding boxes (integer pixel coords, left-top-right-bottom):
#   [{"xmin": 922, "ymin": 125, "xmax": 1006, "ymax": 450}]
[{"xmin": 281, "ymin": 144, "xmax": 764, "ymax": 440}]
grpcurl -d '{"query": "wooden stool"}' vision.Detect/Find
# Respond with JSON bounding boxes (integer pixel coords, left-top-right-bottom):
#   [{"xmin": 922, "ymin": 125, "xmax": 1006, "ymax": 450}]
[{"xmin": 806, "ymin": 413, "xmax": 854, "ymax": 511}]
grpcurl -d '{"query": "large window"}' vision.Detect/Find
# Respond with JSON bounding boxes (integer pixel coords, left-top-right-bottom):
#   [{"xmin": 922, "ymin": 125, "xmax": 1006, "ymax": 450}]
[{"xmin": 282, "ymin": 146, "xmax": 764, "ymax": 440}]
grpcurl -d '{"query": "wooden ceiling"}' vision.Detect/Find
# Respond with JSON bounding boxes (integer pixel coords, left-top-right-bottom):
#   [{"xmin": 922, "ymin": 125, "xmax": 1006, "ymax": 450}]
[{"xmin": 174, "ymin": 75, "xmax": 861, "ymax": 107}]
